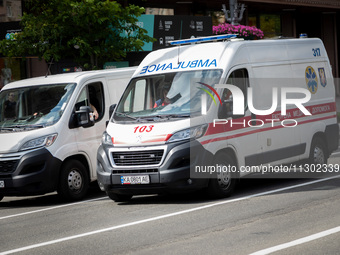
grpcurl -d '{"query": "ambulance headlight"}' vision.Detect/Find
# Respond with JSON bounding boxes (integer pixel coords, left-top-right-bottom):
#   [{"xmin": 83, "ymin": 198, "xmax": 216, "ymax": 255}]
[
  {"xmin": 167, "ymin": 124, "xmax": 208, "ymax": 143},
  {"xmin": 102, "ymin": 131, "xmax": 113, "ymax": 146},
  {"xmin": 20, "ymin": 134, "xmax": 58, "ymax": 151}
]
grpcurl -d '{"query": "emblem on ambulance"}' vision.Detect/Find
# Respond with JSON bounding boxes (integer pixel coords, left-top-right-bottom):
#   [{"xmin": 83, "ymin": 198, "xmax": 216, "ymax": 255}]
[
  {"xmin": 136, "ymin": 135, "xmax": 142, "ymax": 143},
  {"xmin": 305, "ymin": 66, "xmax": 318, "ymax": 94},
  {"xmin": 318, "ymin": 67, "xmax": 327, "ymax": 87}
]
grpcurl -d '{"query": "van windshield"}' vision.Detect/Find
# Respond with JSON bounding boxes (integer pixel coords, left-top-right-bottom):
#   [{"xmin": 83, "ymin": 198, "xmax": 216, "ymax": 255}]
[
  {"xmin": 114, "ymin": 69, "xmax": 222, "ymax": 122},
  {"xmin": 0, "ymin": 83, "xmax": 76, "ymax": 132}
]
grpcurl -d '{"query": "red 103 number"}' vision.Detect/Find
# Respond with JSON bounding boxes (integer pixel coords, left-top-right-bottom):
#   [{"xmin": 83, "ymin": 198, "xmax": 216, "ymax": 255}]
[{"xmin": 133, "ymin": 125, "xmax": 154, "ymax": 133}]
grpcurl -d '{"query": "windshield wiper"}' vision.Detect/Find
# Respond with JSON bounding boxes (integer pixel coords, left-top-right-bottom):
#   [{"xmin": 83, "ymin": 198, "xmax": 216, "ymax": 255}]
[
  {"xmin": 166, "ymin": 114, "xmax": 190, "ymax": 120},
  {"xmin": 0, "ymin": 127, "xmax": 15, "ymax": 131},
  {"xmin": 12, "ymin": 113, "xmax": 44, "ymax": 123},
  {"xmin": 138, "ymin": 114, "xmax": 190, "ymax": 121},
  {"xmin": 4, "ymin": 124, "xmax": 45, "ymax": 131},
  {"xmin": 26, "ymin": 113, "xmax": 43, "ymax": 122},
  {"xmin": 115, "ymin": 111, "xmax": 138, "ymax": 120},
  {"xmin": 136, "ymin": 115, "xmax": 167, "ymax": 122}
]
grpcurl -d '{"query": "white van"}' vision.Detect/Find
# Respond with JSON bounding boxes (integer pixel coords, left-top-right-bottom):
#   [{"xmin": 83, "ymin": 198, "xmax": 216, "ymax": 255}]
[
  {"xmin": 0, "ymin": 67, "xmax": 136, "ymax": 201},
  {"xmin": 97, "ymin": 35, "xmax": 338, "ymax": 202}
]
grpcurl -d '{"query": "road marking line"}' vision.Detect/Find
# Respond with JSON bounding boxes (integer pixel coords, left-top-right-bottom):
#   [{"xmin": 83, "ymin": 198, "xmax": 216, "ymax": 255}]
[
  {"xmin": 0, "ymin": 197, "xmax": 107, "ymax": 220},
  {"xmin": 249, "ymin": 226, "xmax": 340, "ymax": 255},
  {"xmin": 1, "ymin": 175, "xmax": 339, "ymax": 255},
  {"xmin": 330, "ymin": 151, "xmax": 340, "ymax": 156}
]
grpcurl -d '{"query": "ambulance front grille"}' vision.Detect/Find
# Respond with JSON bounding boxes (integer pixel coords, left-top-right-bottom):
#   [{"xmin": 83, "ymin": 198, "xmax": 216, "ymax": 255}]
[{"xmin": 112, "ymin": 150, "xmax": 163, "ymax": 166}]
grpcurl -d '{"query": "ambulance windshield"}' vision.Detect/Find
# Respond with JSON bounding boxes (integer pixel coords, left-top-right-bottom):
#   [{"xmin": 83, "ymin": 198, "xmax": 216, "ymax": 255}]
[
  {"xmin": 114, "ymin": 69, "xmax": 222, "ymax": 122},
  {"xmin": 0, "ymin": 83, "xmax": 76, "ymax": 132}
]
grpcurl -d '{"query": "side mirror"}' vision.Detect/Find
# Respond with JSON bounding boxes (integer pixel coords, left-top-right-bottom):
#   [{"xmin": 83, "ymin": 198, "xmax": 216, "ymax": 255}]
[
  {"xmin": 218, "ymin": 99, "xmax": 233, "ymax": 119},
  {"xmin": 76, "ymin": 106, "xmax": 95, "ymax": 128},
  {"xmin": 109, "ymin": 104, "xmax": 116, "ymax": 118},
  {"xmin": 218, "ymin": 98, "xmax": 245, "ymax": 119}
]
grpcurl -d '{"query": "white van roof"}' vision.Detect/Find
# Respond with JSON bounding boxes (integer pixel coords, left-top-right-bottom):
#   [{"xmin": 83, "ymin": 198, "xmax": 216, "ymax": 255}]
[
  {"xmin": 2, "ymin": 66, "xmax": 137, "ymax": 90},
  {"xmin": 134, "ymin": 38, "xmax": 327, "ymax": 77}
]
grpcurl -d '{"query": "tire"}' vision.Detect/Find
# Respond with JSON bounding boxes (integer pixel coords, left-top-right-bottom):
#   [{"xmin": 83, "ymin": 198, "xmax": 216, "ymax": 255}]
[
  {"xmin": 57, "ymin": 160, "xmax": 89, "ymax": 201},
  {"xmin": 207, "ymin": 153, "xmax": 237, "ymax": 198},
  {"xmin": 107, "ymin": 192, "xmax": 132, "ymax": 202},
  {"xmin": 309, "ymin": 137, "xmax": 327, "ymax": 165}
]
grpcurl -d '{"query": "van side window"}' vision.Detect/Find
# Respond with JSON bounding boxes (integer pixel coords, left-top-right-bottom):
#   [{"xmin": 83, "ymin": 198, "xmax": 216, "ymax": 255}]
[
  {"xmin": 75, "ymin": 82, "xmax": 104, "ymax": 121},
  {"xmin": 218, "ymin": 69, "xmax": 249, "ymax": 119}
]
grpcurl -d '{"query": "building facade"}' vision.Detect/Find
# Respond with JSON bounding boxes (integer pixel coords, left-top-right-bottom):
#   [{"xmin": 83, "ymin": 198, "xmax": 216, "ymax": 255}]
[
  {"xmin": 0, "ymin": 0, "xmax": 339, "ymax": 92},
  {"xmin": 134, "ymin": 0, "xmax": 339, "ymax": 77}
]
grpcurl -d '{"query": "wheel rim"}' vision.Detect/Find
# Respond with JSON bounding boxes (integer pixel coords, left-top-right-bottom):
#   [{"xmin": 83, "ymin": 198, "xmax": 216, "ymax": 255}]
[
  {"xmin": 67, "ymin": 169, "xmax": 83, "ymax": 193},
  {"xmin": 313, "ymin": 146, "xmax": 325, "ymax": 164},
  {"xmin": 216, "ymin": 164, "xmax": 232, "ymax": 190}
]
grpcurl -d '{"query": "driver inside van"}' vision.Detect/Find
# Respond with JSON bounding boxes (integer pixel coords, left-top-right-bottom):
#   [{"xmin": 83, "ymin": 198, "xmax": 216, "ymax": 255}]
[
  {"xmin": 154, "ymin": 84, "xmax": 171, "ymax": 108},
  {"xmin": 89, "ymin": 86, "xmax": 99, "ymax": 120},
  {"xmin": 4, "ymin": 92, "xmax": 16, "ymax": 119}
]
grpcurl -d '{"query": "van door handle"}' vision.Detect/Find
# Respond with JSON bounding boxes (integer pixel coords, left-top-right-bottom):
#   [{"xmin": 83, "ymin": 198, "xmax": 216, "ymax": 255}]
[{"xmin": 251, "ymin": 113, "xmax": 256, "ymax": 126}]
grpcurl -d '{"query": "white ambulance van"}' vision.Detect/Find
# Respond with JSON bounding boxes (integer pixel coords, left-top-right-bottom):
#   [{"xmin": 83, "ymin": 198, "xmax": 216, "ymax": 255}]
[
  {"xmin": 0, "ymin": 67, "xmax": 136, "ymax": 201},
  {"xmin": 97, "ymin": 35, "xmax": 338, "ymax": 202}
]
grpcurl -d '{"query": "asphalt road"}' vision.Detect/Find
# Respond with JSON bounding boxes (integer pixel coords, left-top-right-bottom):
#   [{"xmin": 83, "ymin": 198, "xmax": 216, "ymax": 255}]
[{"xmin": 1, "ymin": 156, "xmax": 340, "ymax": 254}]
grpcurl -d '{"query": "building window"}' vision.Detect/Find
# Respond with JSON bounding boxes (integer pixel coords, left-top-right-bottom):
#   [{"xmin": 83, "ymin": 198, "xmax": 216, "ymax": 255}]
[
  {"xmin": 7, "ymin": 5, "xmax": 12, "ymax": 17},
  {"xmin": 248, "ymin": 14, "xmax": 281, "ymax": 38},
  {"xmin": 260, "ymin": 14, "xmax": 281, "ymax": 38}
]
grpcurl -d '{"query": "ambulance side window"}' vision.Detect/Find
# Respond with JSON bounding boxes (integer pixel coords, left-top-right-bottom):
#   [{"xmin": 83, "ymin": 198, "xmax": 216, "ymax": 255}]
[
  {"xmin": 123, "ymin": 79, "xmax": 153, "ymax": 112},
  {"xmin": 134, "ymin": 80, "xmax": 147, "ymax": 111},
  {"xmin": 219, "ymin": 68, "xmax": 249, "ymax": 119}
]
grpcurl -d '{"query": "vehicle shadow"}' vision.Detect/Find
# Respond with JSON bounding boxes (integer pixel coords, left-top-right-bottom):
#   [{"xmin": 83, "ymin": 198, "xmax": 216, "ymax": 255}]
[
  {"xmin": 0, "ymin": 184, "xmax": 105, "ymax": 208},
  {"xmin": 115, "ymin": 172, "xmax": 340, "ymax": 205},
  {"xmin": 1, "ymin": 172, "xmax": 338, "ymax": 207},
  {"xmin": 114, "ymin": 177, "xmax": 309, "ymax": 206}
]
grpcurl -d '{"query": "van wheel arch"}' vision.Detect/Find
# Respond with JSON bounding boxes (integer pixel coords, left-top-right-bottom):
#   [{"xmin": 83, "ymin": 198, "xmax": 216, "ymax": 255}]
[
  {"xmin": 60, "ymin": 154, "xmax": 91, "ymax": 182},
  {"xmin": 214, "ymin": 148, "xmax": 239, "ymax": 172}
]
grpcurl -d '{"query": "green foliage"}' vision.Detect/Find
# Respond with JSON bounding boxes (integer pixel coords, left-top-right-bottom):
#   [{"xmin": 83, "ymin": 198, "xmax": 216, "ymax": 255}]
[{"xmin": 0, "ymin": 0, "xmax": 155, "ymax": 70}]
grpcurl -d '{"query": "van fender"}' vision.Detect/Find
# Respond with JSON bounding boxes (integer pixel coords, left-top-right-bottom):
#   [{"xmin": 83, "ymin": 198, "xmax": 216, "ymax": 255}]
[
  {"xmin": 302, "ymin": 121, "xmax": 327, "ymax": 159},
  {"xmin": 53, "ymin": 144, "xmax": 94, "ymax": 181},
  {"xmin": 213, "ymin": 146, "xmax": 240, "ymax": 178}
]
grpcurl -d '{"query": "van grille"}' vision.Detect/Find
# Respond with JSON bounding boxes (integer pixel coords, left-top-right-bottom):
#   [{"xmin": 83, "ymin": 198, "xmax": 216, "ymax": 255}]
[
  {"xmin": 0, "ymin": 160, "xmax": 18, "ymax": 174},
  {"xmin": 112, "ymin": 150, "xmax": 163, "ymax": 166}
]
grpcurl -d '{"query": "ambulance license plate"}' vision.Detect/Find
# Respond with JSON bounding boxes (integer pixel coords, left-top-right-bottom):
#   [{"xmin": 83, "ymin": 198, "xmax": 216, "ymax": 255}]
[
  {"xmin": 121, "ymin": 175, "xmax": 150, "ymax": 185},
  {"xmin": 0, "ymin": 180, "xmax": 4, "ymax": 188}
]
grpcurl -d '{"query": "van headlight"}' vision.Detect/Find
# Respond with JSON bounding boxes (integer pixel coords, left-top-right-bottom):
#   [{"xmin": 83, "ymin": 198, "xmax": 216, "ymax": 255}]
[
  {"xmin": 102, "ymin": 131, "xmax": 113, "ymax": 146},
  {"xmin": 20, "ymin": 134, "xmax": 58, "ymax": 151},
  {"xmin": 167, "ymin": 124, "xmax": 208, "ymax": 143}
]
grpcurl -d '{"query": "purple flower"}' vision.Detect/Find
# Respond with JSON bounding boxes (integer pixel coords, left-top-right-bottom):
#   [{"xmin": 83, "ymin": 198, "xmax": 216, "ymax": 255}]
[{"xmin": 213, "ymin": 23, "xmax": 264, "ymax": 39}]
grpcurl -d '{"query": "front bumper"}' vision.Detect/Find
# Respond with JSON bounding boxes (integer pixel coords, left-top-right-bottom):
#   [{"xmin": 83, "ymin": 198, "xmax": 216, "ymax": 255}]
[
  {"xmin": 0, "ymin": 148, "xmax": 62, "ymax": 196},
  {"xmin": 97, "ymin": 140, "xmax": 212, "ymax": 195}
]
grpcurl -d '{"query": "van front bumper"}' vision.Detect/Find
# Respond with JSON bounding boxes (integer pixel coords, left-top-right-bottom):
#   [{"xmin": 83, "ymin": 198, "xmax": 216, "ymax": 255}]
[
  {"xmin": 0, "ymin": 148, "xmax": 62, "ymax": 196},
  {"xmin": 97, "ymin": 140, "xmax": 212, "ymax": 195}
]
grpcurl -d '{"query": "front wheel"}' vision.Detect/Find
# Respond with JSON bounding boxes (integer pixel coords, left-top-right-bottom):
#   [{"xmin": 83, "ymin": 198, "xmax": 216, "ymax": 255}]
[
  {"xmin": 57, "ymin": 160, "xmax": 89, "ymax": 201},
  {"xmin": 207, "ymin": 153, "xmax": 237, "ymax": 198}
]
